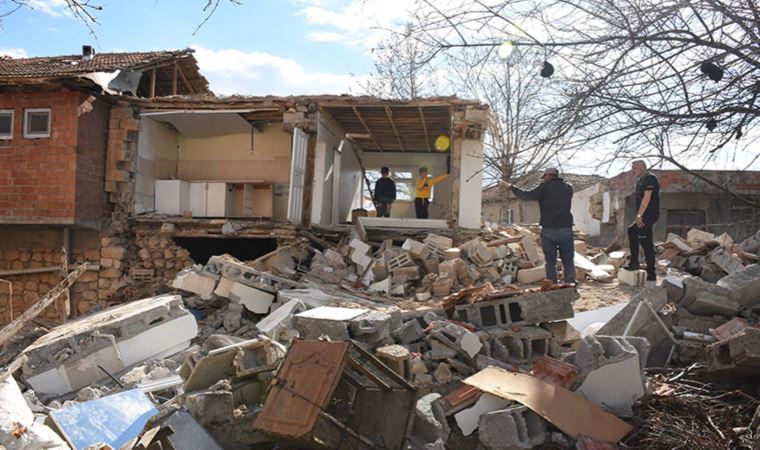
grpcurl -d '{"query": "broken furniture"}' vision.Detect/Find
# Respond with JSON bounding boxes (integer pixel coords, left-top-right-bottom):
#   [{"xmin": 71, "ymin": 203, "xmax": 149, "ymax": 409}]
[{"xmin": 254, "ymin": 339, "xmax": 415, "ymax": 449}]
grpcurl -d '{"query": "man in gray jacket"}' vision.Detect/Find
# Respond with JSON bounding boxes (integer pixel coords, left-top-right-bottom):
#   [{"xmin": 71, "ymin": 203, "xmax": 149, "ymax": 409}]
[{"xmin": 502, "ymin": 168, "xmax": 576, "ymax": 284}]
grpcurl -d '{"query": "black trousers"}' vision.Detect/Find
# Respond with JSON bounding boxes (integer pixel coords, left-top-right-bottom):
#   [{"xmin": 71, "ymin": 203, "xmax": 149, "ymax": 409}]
[
  {"xmin": 628, "ymin": 222, "xmax": 656, "ymax": 276},
  {"xmin": 414, "ymin": 198, "xmax": 430, "ymax": 219},
  {"xmin": 376, "ymin": 198, "xmax": 392, "ymax": 217}
]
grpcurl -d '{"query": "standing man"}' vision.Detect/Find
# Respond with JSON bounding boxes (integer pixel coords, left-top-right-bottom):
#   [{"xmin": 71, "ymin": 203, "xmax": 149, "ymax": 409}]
[
  {"xmin": 624, "ymin": 160, "xmax": 660, "ymax": 281},
  {"xmin": 503, "ymin": 168, "xmax": 576, "ymax": 284},
  {"xmin": 374, "ymin": 167, "xmax": 396, "ymax": 218},
  {"xmin": 414, "ymin": 167, "xmax": 448, "ymax": 219}
]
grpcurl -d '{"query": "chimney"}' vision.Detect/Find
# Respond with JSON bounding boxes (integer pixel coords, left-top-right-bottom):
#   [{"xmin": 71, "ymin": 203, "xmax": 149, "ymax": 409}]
[{"xmin": 82, "ymin": 45, "xmax": 95, "ymax": 60}]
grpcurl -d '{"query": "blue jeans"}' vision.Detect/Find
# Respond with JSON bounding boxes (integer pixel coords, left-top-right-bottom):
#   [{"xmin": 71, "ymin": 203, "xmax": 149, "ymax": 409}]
[{"xmin": 540, "ymin": 227, "xmax": 576, "ymax": 283}]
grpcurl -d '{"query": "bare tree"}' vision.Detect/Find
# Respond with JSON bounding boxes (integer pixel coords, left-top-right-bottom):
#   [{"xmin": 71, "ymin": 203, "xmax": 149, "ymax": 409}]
[
  {"xmin": 446, "ymin": 48, "xmax": 582, "ymax": 185},
  {"xmin": 0, "ymin": 0, "xmax": 241, "ymax": 35},
  {"xmin": 365, "ymin": 26, "xmax": 578, "ymax": 185},
  {"xmin": 396, "ymin": 0, "xmax": 760, "ymax": 201},
  {"xmin": 361, "ymin": 23, "xmax": 440, "ymax": 99}
]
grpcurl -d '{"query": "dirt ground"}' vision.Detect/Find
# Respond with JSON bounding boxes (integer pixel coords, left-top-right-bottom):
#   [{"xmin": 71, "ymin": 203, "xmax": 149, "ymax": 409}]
[{"xmin": 573, "ymin": 280, "xmax": 643, "ymax": 312}]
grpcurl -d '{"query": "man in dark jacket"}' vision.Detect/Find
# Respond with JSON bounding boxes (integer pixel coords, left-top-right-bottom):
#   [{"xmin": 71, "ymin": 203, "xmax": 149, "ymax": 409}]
[
  {"xmin": 374, "ymin": 167, "xmax": 396, "ymax": 218},
  {"xmin": 503, "ymin": 168, "xmax": 576, "ymax": 284},
  {"xmin": 624, "ymin": 160, "xmax": 660, "ymax": 281}
]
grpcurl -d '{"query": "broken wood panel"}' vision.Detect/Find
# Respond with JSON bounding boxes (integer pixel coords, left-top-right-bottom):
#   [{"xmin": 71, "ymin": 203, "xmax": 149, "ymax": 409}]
[
  {"xmin": 254, "ymin": 340, "xmax": 351, "ymax": 441},
  {"xmin": 464, "ymin": 367, "xmax": 633, "ymax": 443}
]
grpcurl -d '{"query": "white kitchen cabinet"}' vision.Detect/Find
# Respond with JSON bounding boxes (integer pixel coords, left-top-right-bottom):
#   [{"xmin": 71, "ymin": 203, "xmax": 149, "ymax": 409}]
[{"xmin": 155, "ymin": 180, "xmax": 189, "ymax": 215}]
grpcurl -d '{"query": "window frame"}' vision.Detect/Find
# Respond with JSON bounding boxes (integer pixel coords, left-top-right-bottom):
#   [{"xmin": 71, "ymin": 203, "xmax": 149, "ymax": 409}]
[
  {"xmin": 364, "ymin": 167, "xmax": 418, "ymax": 206},
  {"xmin": 0, "ymin": 109, "xmax": 13, "ymax": 140},
  {"xmin": 23, "ymin": 108, "xmax": 51, "ymax": 139}
]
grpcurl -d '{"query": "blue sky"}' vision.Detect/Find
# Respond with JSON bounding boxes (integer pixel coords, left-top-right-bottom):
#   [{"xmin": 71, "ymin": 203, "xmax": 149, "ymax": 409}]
[{"xmin": 0, "ymin": 0, "xmax": 413, "ymax": 95}]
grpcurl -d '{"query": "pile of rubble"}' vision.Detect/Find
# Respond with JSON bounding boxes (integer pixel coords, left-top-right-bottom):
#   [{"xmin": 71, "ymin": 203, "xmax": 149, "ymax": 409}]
[{"xmin": 0, "ymin": 225, "xmax": 758, "ymax": 449}]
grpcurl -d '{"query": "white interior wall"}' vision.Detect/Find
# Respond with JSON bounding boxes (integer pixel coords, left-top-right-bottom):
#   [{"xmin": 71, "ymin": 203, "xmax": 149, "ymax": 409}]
[
  {"xmin": 135, "ymin": 118, "xmax": 179, "ymax": 214},
  {"xmin": 338, "ymin": 140, "xmax": 362, "ymax": 223},
  {"xmin": 361, "ymin": 152, "xmax": 451, "ymax": 220},
  {"xmin": 572, "ymin": 183, "xmax": 601, "ymax": 237},
  {"xmin": 311, "ymin": 114, "xmax": 341, "ymax": 224},
  {"xmin": 458, "ymin": 139, "xmax": 483, "ymax": 229}
]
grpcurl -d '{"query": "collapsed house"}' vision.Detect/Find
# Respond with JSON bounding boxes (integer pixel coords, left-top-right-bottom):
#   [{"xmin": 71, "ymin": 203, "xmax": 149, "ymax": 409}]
[
  {"xmin": 1, "ymin": 46, "xmax": 759, "ymax": 450},
  {"xmin": 0, "ymin": 46, "xmax": 489, "ymax": 329}
]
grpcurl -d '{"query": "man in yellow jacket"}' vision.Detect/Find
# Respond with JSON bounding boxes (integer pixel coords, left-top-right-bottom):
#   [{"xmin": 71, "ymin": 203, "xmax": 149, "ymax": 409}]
[{"xmin": 414, "ymin": 167, "xmax": 448, "ymax": 218}]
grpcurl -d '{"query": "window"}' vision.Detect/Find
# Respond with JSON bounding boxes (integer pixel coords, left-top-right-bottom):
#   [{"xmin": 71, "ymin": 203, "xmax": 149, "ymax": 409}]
[
  {"xmin": 503, "ymin": 208, "xmax": 515, "ymax": 225},
  {"xmin": 0, "ymin": 110, "xmax": 12, "ymax": 139},
  {"xmin": 24, "ymin": 108, "xmax": 51, "ymax": 138},
  {"xmin": 363, "ymin": 168, "xmax": 418, "ymax": 209}
]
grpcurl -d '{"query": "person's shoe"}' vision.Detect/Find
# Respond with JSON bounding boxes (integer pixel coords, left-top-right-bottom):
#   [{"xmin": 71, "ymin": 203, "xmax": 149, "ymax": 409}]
[
  {"xmin": 622, "ymin": 264, "xmax": 640, "ymax": 271},
  {"xmin": 646, "ymin": 273, "xmax": 657, "ymax": 282}
]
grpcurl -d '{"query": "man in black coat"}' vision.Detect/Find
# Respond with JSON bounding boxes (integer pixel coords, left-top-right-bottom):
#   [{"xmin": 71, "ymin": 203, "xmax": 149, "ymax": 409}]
[
  {"xmin": 374, "ymin": 167, "xmax": 396, "ymax": 218},
  {"xmin": 624, "ymin": 160, "xmax": 660, "ymax": 281},
  {"xmin": 503, "ymin": 168, "xmax": 576, "ymax": 284}
]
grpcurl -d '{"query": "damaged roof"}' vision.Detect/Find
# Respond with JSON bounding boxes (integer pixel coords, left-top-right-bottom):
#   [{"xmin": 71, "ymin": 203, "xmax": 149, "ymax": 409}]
[{"xmin": 0, "ymin": 48, "xmax": 210, "ymax": 95}]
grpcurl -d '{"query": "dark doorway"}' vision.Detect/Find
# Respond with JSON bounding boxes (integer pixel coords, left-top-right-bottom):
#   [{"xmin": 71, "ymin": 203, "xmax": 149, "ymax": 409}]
[{"xmin": 174, "ymin": 237, "xmax": 277, "ymax": 264}]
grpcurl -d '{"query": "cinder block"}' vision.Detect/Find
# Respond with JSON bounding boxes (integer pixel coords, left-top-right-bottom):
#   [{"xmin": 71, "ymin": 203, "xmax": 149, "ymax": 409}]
[
  {"xmin": 716, "ymin": 264, "xmax": 760, "ymax": 307},
  {"xmin": 172, "ymin": 267, "xmax": 218, "ymax": 300},
  {"xmin": 455, "ymin": 288, "xmax": 576, "ymax": 329},
  {"xmin": 618, "ymin": 268, "xmax": 646, "ymax": 286},
  {"xmin": 479, "ymin": 405, "xmax": 547, "ymax": 450},
  {"xmin": 705, "ymin": 327, "xmax": 760, "ymax": 377},
  {"xmin": 516, "ymin": 266, "xmax": 546, "ymax": 284},
  {"xmin": 482, "ymin": 326, "xmax": 552, "ymax": 364}
]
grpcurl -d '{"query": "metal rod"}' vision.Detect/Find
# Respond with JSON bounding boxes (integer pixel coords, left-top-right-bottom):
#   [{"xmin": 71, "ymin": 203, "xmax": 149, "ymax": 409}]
[{"xmin": 98, "ymin": 364, "xmax": 125, "ymax": 388}]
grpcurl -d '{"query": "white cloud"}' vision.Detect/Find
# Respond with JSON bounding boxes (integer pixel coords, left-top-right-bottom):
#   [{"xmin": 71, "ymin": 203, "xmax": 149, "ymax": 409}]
[
  {"xmin": 0, "ymin": 48, "xmax": 28, "ymax": 58},
  {"xmin": 297, "ymin": 0, "xmax": 414, "ymax": 47},
  {"xmin": 305, "ymin": 31, "xmax": 345, "ymax": 42},
  {"xmin": 192, "ymin": 46, "xmax": 367, "ymax": 96},
  {"xmin": 26, "ymin": 0, "xmax": 67, "ymax": 17}
]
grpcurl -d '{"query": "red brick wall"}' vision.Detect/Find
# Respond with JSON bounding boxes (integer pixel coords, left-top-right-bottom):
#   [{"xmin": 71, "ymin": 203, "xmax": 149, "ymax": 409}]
[
  {"xmin": 0, "ymin": 89, "xmax": 79, "ymax": 221},
  {"xmin": 75, "ymin": 94, "xmax": 110, "ymax": 225}
]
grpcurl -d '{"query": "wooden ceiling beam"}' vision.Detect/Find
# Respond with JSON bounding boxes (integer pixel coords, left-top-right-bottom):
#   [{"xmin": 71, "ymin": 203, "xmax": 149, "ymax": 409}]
[
  {"xmin": 175, "ymin": 63, "xmax": 195, "ymax": 95},
  {"xmin": 352, "ymin": 106, "xmax": 384, "ymax": 151},
  {"xmin": 385, "ymin": 106, "xmax": 406, "ymax": 151},
  {"xmin": 418, "ymin": 106, "xmax": 432, "ymax": 152}
]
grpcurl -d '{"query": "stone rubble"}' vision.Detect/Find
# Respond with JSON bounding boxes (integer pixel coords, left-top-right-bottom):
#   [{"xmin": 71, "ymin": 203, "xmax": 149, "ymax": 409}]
[{"xmin": 0, "ymin": 224, "xmax": 758, "ymax": 449}]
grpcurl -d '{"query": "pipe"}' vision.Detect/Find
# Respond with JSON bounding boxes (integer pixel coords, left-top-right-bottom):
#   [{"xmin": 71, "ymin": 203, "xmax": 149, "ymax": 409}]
[{"xmin": 0, "ymin": 263, "xmax": 100, "ymax": 278}]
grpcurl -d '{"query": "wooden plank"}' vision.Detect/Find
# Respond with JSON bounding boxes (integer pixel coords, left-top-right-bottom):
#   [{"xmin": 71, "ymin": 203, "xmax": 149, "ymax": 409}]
[
  {"xmin": 149, "ymin": 69, "xmax": 156, "ymax": 98},
  {"xmin": 384, "ymin": 107, "xmax": 406, "ymax": 151},
  {"xmin": 352, "ymin": 106, "xmax": 383, "ymax": 151},
  {"xmin": 176, "ymin": 63, "xmax": 196, "ymax": 95},
  {"xmin": 418, "ymin": 106, "xmax": 432, "ymax": 152},
  {"xmin": 0, "ymin": 264, "xmax": 86, "ymax": 348},
  {"xmin": 0, "ymin": 354, "xmax": 27, "ymax": 384},
  {"xmin": 172, "ymin": 62, "xmax": 178, "ymax": 96},
  {"xmin": 464, "ymin": 367, "xmax": 633, "ymax": 443}
]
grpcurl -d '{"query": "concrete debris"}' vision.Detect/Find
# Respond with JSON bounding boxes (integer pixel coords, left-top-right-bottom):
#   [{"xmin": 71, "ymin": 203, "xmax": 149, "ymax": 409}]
[
  {"xmin": 0, "ymin": 377, "xmax": 68, "ymax": 450},
  {"xmin": 4, "ymin": 223, "xmax": 759, "ymax": 450},
  {"xmin": 705, "ymin": 327, "xmax": 760, "ymax": 377},
  {"xmin": 20, "ymin": 294, "xmax": 197, "ymax": 395},
  {"xmin": 478, "ymin": 405, "xmax": 547, "ymax": 450},
  {"xmin": 454, "ymin": 392, "xmax": 512, "ymax": 436}
]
